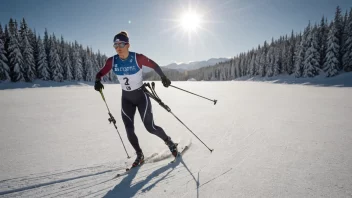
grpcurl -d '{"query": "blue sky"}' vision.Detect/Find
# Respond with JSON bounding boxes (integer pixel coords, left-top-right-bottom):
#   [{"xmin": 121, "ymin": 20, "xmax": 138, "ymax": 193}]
[{"xmin": 0, "ymin": 0, "xmax": 351, "ymax": 66}]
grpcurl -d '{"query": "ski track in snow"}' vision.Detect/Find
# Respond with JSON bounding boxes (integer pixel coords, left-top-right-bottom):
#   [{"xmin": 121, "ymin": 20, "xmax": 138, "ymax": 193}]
[
  {"xmin": 0, "ymin": 141, "xmax": 193, "ymax": 198},
  {"xmin": 1, "ymin": 80, "xmax": 352, "ymax": 197}
]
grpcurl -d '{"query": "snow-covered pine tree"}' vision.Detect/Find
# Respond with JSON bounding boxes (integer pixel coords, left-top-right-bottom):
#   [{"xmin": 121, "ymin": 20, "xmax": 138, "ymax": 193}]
[
  {"xmin": 340, "ymin": 11, "xmax": 349, "ymax": 70},
  {"xmin": 333, "ymin": 6, "xmax": 343, "ymax": 70},
  {"xmin": 294, "ymin": 33, "xmax": 304, "ymax": 77},
  {"xmin": 36, "ymin": 36, "xmax": 50, "ymax": 80},
  {"xmin": 62, "ymin": 44, "xmax": 73, "ymax": 81},
  {"xmin": 254, "ymin": 46, "xmax": 261, "ymax": 76},
  {"xmin": 303, "ymin": 27, "xmax": 320, "ymax": 77},
  {"xmin": 69, "ymin": 42, "xmax": 75, "ymax": 79},
  {"xmin": 59, "ymin": 36, "xmax": 65, "ymax": 64},
  {"xmin": 84, "ymin": 47, "xmax": 94, "ymax": 81},
  {"xmin": 8, "ymin": 18, "xmax": 25, "ymax": 82},
  {"xmin": 313, "ymin": 25, "xmax": 321, "ymax": 73},
  {"xmin": 219, "ymin": 66, "xmax": 225, "ymax": 81},
  {"xmin": 231, "ymin": 56, "xmax": 237, "ymax": 80},
  {"xmin": 243, "ymin": 53, "xmax": 248, "ymax": 77},
  {"xmin": 95, "ymin": 50, "xmax": 102, "ymax": 75},
  {"xmin": 57, "ymin": 35, "xmax": 65, "ymax": 76},
  {"xmin": 273, "ymin": 47, "xmax": 281, "ymax": 76},
  {"xmin": 258, "ymin": 50, "xmax": 266, "ymax": 77},
  {"xmin": 72, "ymin": 41, "xmax": 83, "ymax": 81},
  {"xmin": 92, "ymin": 51, "xmax": 99, "ymax": 78},
  {"xmin": 228, "ymin": 57, "xmax": 234, "ymax": 79},
  {"xmin": 81, "ymin": 48, "xmax": 87, "ymax": 80},
  {"xmin": 237, "ymin": 54, "xmax": 242, "ymax": 78},
  {"xmin": 318, "ymin": 16, "xmax": 328, "ymax": 69},
  {"xmin": 49, "ymin": 34, "xmax": 63, "ymax": 81},
  {"xmin": 246, "ymin": 51, "xmax": 252, "ymax": 76},
  {"xmin": 287, "ymin": 30, "xmax": 296, "ymax": 74},
  {"xmin": 0, "ymin": 23, "xmax": 11, "ymax": 82},
  {"xmin": 266, "ymin": 45, "xmax": 274, "ymax": 77},
  {"xmin": 79, "ymin": 44, "xmax": 87, "ymax": 80},
  {"xmin": 28, "ymin": 29, "xmax": 37, "ymax": 51},
  {"xmin": 281, "ymin": 39, "xmax": 289, "ymax": 74},
  {"xmin": 241, "ymin": 53, "xmax": 247, "ymax": 76},
  {"xmin": 225, "ymin": 61, "xmax": 231, "ymax": 79},
  {"xmin": 30, "ymin": 29, "xmax": 39, "ymax": 75},
  {"xmin": 243, "ymin": 53, "xmax": 249, "ymax": 76},
  {"xmin": 302, "ymin": 21, "xmax": 311, "ymax": 54},
  {"xmin": 258, "ymin": 41, "xmax": 268, "ymax": 77},
  {"xmin": 241, "ymin": 53, "xmax": 246, "ymax": 77},
  {"xmin": 249, "ymin": 52, "xmax": 256, "ymax": 76},
  {"xmin": 20, "ymin": 18, "xmax": 36, "ymax": 82},
  {"xmin": 4, "ymin": 25, "xmax": 10, "ymax": 61},
  {"xmin": 44, "ymin": 28, "xmax": 50, "ymax": 70},
  {"xmin": 245, "ymin": 51, "xmax": 251, "ymax": 76},
  {"xmin": 342, "ymin": 8, "xmax": 352, "ymax": 72},
  {"xmin": 324, "ymin": 22, "xmax": 340, "ymax": 77}
]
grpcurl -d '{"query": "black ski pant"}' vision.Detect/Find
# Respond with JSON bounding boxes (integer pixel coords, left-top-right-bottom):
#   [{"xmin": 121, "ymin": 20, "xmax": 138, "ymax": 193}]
[{"xmin": 121, "ymin": 87, "xmax": 168, "ymax": 153}]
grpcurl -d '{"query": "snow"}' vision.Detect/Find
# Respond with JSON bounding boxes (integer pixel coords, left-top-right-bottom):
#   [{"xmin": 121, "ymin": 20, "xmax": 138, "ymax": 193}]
[
  {"xmin": 1, "ymin": 80, "xmax": 352, "ymax": 197},
  {"xmin": 235, "ymin": 72, "xmax": 352, "ymax": 87}
]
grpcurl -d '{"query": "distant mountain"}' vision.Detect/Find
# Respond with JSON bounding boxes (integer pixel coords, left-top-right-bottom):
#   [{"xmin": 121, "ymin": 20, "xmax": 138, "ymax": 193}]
[
  {"xmin": 164, "ymin": 58, "xmax": 230, "ymax": 71},
  {"xmin": 142, "ymin": 57, "xmax": 230, "ymax": 73}
]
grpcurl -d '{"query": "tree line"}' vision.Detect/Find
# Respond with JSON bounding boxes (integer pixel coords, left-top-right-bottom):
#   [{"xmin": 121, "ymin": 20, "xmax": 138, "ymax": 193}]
[{"xmin": 0, "ymin": 18, "xmax": 118, "ymax": 83}]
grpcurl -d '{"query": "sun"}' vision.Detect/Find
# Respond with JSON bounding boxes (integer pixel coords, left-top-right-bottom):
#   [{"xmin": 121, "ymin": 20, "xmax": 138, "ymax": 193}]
[{"xmin": 180, "ymin": 11, "xmax": 202, "ymax": 32}]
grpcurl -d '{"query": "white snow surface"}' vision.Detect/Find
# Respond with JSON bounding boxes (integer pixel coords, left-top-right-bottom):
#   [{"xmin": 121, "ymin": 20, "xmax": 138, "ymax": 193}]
[{"xmin": 1, "ymin": 80, "xmax": 352, "ymax": 197}]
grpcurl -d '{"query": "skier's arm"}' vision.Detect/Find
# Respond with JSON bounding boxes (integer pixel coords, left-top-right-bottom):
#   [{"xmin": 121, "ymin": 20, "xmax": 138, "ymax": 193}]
[
  {"xmin": 96, "ymin": 57, "xmax": 113, "ymax": 81},
  {"xmin": 136, "ymin": 53, "xmax": 166, "ymax": 78}
]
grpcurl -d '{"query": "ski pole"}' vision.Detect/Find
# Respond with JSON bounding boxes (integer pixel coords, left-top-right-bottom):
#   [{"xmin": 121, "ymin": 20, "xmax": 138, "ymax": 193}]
[
  {"xmin": 169, "ymin": 85, "xmax": 217, "ymax": 105},
  {"xmin": 143, "ymin": 83, "xmax": 214, "ymax": 153},
  {"xmin": 99, "ymin": 89, "xmax": 131, "ymax": 159}
]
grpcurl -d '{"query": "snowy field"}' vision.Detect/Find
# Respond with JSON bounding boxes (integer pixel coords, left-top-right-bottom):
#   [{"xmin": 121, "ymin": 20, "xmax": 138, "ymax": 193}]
[{"xmin": 1, "ymin": 80, "xmax": 352, "ymax": 197}]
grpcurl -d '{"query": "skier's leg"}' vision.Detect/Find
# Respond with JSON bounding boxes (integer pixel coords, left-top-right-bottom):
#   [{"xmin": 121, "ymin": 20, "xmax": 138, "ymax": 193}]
[
  {"xmin": 121, "ymin": 97, "xmax": 142, "ymax": 153},
  {"xmin": 137, "ymin": 92, "xmax": 169, "ymax": 141},
  {"xmin": 137, "ymin": 91, "xmax": 178, "ymax": 157}
]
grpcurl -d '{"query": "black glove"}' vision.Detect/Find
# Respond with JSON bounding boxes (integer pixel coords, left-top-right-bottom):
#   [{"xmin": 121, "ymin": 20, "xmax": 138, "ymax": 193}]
[
  {"xmin": 161, "ymin": 76, "xmax": 171, "ymax": 87},
  {"xmin": 94, "ymin": 80, "xmax": 104, "ymax": 91}
]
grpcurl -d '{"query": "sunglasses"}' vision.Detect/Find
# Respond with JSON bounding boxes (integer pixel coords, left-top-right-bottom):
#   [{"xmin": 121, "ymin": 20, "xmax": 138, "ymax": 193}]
[{"xmin": 113, "ymin": 42, "xmax": 128, "ymax": 48}]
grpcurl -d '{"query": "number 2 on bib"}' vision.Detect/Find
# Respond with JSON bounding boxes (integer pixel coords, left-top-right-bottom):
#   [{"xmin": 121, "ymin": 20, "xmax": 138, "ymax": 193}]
[
  {"xmin": 123, "ymin": 77, "xmax": 131, "ymax": 90},
  {"xmin": 123, "ymin": 77, "xmax": 130, "ymax": 85}
]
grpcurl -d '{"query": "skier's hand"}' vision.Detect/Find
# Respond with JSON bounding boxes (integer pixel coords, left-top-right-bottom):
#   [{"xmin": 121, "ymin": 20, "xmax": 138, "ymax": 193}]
[
  {"xmin": 94, "ymin": 80, "xmax": 104, "ymax": 91},
  {"xmin": 161, "ymin": 76, "xmax": 171, "ymax": 87}
]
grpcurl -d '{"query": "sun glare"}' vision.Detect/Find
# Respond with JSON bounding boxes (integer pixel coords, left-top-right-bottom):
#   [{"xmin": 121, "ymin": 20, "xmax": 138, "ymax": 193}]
[{"xmin": 180, "ymin": 11, "xmax": 202, "ymax": 32}]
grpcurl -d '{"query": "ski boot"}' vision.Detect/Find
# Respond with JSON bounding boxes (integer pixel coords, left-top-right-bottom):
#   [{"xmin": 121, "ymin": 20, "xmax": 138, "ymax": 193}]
[
  {"xmin": 165, "ymin": 136, "xmax": 178, "ymax": 157},
  {"xmin": 132, "ymin": 151, "xmax": 144, "ymax": 168}
]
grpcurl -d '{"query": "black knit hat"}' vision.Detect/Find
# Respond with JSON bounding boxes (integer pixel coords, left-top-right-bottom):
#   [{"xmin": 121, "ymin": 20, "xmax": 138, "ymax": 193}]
[{"xmin": 113, "ymin": 31, "xmax": 129, "ymax": 43}]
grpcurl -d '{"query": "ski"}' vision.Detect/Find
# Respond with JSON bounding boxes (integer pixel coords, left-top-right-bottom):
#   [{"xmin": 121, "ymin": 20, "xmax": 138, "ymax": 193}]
[
  {"xmin": 113, "ymin": 159, "xmax": 145, "ymax": 178},
  {"xmin": 114, "ymin": 144, "xmax": 190, "ymax": 178},
  {"xmin": 125, "ymin": 160, "xmax": 145, "ymax": 172},
  {"xmin": 114, "ymin": 163, "xmax": 143, "ymax": 178}
]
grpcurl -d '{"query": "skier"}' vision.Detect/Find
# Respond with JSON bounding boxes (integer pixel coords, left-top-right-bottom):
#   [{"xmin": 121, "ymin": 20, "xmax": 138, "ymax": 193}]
[{"xmin": 94, "ymin": 31, "xmax": 178, "ymax": 168}]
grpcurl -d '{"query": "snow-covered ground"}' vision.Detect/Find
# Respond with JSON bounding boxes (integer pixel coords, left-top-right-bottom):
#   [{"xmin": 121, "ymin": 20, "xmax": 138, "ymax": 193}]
[
  {"xmin": 235, "ymin": 72, "xmax": 352, "ymax": 87},
  {"xmin": 1, "ymin": 80, "xmax": 352, "ymax": 197}
]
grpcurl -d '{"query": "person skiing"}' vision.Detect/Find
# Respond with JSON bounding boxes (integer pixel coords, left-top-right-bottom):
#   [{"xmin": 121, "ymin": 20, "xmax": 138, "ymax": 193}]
[{"xmin": 94, "ymin": 31, "xmax": 178, "ymax": 168}]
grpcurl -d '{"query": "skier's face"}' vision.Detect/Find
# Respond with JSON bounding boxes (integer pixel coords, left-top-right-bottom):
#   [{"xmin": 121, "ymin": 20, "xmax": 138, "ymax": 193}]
[{"xmin": 114, "ymin": 42, "xmax": 129, "ymax": 54}]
